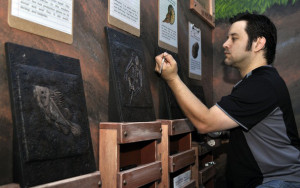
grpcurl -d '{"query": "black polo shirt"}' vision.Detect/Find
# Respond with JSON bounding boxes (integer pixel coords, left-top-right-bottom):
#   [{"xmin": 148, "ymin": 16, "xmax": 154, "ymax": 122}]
[{"xmin": 216, "ymin": 66, "xmax": 300, "ymax": 187}]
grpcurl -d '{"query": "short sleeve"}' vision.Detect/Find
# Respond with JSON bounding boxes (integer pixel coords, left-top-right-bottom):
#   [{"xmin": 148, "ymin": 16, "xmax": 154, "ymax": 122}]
[{"xmin": 217, "ymin": 76, "xmax": 278, "ymax": 131}]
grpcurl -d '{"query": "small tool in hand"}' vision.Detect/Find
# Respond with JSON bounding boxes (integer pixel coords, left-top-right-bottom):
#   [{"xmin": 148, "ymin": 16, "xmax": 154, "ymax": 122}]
[{"xmin": 159, "ymin": 56, "xmax": 165, "ymax": 75}]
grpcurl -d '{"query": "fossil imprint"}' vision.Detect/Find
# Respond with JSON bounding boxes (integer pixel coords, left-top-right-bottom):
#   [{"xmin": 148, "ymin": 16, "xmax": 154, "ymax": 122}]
[
  {"xmin": 124, "ymin": 53, "xmax": 143, "ymax": 104},
  {"xmin": 33, "ymin": 85, "xmax": 82, "ymax": 136}
]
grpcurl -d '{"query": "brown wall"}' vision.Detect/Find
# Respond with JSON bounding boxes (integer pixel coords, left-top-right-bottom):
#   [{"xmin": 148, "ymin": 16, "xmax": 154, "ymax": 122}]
[
  {"xmin": 213, "ymin": 2, "xmax": 300, "ymax": 135},
  {"xmin": 0, "ymin": 0, "xmax": 213, "ymax": 185}
]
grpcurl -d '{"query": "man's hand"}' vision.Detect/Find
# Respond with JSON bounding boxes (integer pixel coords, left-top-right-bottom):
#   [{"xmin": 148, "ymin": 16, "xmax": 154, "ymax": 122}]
[{"xmin": 155, "ymin": 52, "xmax": 179, "ymax": 82}]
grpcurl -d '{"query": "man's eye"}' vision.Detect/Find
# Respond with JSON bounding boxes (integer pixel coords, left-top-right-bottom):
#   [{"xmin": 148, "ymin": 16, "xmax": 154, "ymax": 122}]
[{"xmin": 232, "ymin": 38, "xmax": 237, "ymax": 42}]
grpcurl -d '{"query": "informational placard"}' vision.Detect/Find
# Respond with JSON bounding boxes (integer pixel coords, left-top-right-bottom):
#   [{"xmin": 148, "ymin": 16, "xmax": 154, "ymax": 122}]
[
  {"xmin": 189, "ymin": 22, "xmax": 202, "ymax": 80},
  {"xmin": 173, "ymin": 170, "xmax": 191, "ymax": 188},
  {"xmin": 108, "ymin": 0, "xmax": 140, "ymax": 37},
  {"xmin": 158, "ymin": 0, "xmax": 178, "ymax": 53},
  {"xmin": 8, "ymin": 0, "xmax": 73, "ymax": 44}
]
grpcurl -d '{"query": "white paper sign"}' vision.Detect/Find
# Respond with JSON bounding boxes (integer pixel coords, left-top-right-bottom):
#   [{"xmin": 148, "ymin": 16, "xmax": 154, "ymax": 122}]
[
  {"xmin": 189, "ymin": 22, "xmax": 202, "ymax": 79},
  {"xmin": 173, "ymin": 170, "xmax": 191, "ymax": 188},
  {"xmin": 110, "ymin": 0, "xmax": 140, "ymax": 30},
  {"xmin": 11, "ymin": 0, "xmax": 73, "ymax": 34},
  {"xmin": 159, "ymin": 0, "xmax": 178, "ymax": 48}
]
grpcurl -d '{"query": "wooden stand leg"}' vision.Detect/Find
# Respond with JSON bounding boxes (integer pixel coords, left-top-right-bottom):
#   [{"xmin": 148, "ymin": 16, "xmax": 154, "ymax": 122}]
[
  {"xmin": 99, "ymin": 129, "xmax": 118, "ymax": 188},
  {"xmin": 158, "ymin": 124, "xmax": 170, "ymax": 188},
  {"xmin": 191, "ymin": 145, "xmax": 199, "ymax": 188}
]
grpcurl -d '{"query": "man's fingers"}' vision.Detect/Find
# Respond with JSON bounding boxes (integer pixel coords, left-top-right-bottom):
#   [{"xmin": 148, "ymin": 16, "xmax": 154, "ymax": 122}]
[
  {"xmin": 163, "ymin": 53, "xmax": 174, "ymax": 65},
  {"xmin": 159, "ymin": 57, "xmax": 165, "ymax": 74},
  {"xmin": 155, "ymin": 52, "xmax": 173, "ymax": 75},
  {"xmin": 155, "ymin": 53, "xmax": 164, "ymax": 62}
]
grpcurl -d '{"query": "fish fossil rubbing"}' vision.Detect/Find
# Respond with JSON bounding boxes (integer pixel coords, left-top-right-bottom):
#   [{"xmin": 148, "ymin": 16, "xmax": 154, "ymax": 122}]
[{"xmin": 33, "ymin": 85, "xmax": 82, "ymax": 136}]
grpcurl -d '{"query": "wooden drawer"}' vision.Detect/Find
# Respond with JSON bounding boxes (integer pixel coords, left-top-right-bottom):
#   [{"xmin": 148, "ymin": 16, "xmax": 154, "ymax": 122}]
[
  {"xmin": 100, "ymin": 121, "xmax": 162, "ymax": 143},
  {"xmin": 118, "ymin": 161, "xmax": 161, "ymax": 188},
  {"xmin": 169, "ymin": 149, "xmax": 196, "ymax": 172},
  {"xmin": 199, "ymin": 165, "xmax": 216, "ymax": 184},
  {"xmin": 24, "ymin": 171, "xmax": 101, "ymax": 188},
  {"xmin": 181, "ymin": 179, "xmax": 196, "ymax": 188},
  {"xmin": 161, "ymin": 119, "xmax": 194, "ymax": 136}
]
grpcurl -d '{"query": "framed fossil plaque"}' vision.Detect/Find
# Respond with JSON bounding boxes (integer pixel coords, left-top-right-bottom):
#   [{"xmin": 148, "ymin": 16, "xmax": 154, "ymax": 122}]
[
  {"xmin": 105, "ymin": 27, "xmax": 156, "ymax": 122},
  {"xmin": 5, "ymin": 43, "xmax": 96, "ymax": 187}
]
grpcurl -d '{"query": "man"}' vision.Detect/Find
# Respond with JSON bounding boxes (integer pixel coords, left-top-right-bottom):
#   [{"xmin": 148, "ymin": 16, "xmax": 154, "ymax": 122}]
[{"xmin": 155, "ymin": 13, "xmax": 300, "ymax": 188}]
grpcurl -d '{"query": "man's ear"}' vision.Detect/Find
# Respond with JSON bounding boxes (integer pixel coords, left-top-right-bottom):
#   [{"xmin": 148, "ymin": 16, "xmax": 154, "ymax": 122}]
[{"xmin": 254, "ymin": 37, "xmax": 266, "ymax": 52}]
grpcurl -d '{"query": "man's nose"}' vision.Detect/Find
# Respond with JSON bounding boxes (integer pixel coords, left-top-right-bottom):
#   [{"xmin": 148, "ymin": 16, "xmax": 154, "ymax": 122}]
[{"xmin": 223, "ymin": 39, "xmax": 229, "ymax": 49}]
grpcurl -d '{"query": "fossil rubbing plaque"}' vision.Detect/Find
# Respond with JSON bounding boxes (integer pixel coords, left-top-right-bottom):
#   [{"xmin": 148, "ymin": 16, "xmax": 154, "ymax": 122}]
[
  {"xmin": 5, "ymin": 43, "xmax": 96, "ymax": 187},
  {"xmin": 156, "ymin": 47, "xmax": 185, "ymax": 119},
  {"xmin": 106, "ymin": 27, "xmax": 156, "ymax": 122}
]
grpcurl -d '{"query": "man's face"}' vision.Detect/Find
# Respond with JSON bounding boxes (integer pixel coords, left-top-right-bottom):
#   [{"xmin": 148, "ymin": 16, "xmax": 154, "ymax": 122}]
[{"xmin": 223, "ymin": 21, "xmax": 252, "ymax": 68}]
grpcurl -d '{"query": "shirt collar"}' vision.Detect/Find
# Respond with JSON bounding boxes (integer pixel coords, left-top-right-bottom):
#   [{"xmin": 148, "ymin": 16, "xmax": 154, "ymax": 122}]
[{"xmin": 234, "ymin": 65, "xmax": 272, "ymax": 88}]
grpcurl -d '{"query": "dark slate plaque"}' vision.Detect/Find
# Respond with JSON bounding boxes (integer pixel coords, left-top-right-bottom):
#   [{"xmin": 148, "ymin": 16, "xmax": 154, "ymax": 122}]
[
  {"xmin": 106, "ymin": 27, "xmax": 156, "ymax": 122},
  {"xmin": 5, "ymin": 43, "xmax": 96, "ymax": 187},
  {"xmin": 156, "ymin": 47, "xmax": 185, "ymax": 120}
]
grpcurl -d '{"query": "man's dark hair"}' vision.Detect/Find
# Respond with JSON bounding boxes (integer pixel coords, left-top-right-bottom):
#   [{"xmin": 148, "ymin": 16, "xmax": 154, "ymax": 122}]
[{"xmin": 230, "ymin": 13, "xmax": 277, "ymax": 65}]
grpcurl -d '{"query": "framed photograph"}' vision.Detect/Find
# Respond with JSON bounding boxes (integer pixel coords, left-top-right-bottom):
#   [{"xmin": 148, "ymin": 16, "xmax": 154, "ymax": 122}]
[{"xmin": 190, "ymin": 0, "xmax": 215, "ymax": 28}]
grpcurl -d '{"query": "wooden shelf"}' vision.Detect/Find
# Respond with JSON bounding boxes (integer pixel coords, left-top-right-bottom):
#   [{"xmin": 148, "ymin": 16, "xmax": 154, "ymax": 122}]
[
  {"xmin": 118, "ymin": 162, "xmax": 161, "ymax": 187},
  {"xmin": 99, "ymin": 121, "xmax": 162, "ymax": 188},
  {"xmin": 0, "ymin": 184, "xmax": 20, "ymax": 188},
  {"xmin": 158, "ymin": 119, "xmax": 196, "ymax": 188},
  {"xmin": 0, "ymin": 172, "xmax": 101, "ymax": 188}
]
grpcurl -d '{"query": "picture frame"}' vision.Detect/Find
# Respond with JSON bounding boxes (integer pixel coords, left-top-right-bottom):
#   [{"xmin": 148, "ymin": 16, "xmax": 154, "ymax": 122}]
[{"xmin": 190, "ymin": 0, "xmax": 215, "ymax": 28}]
